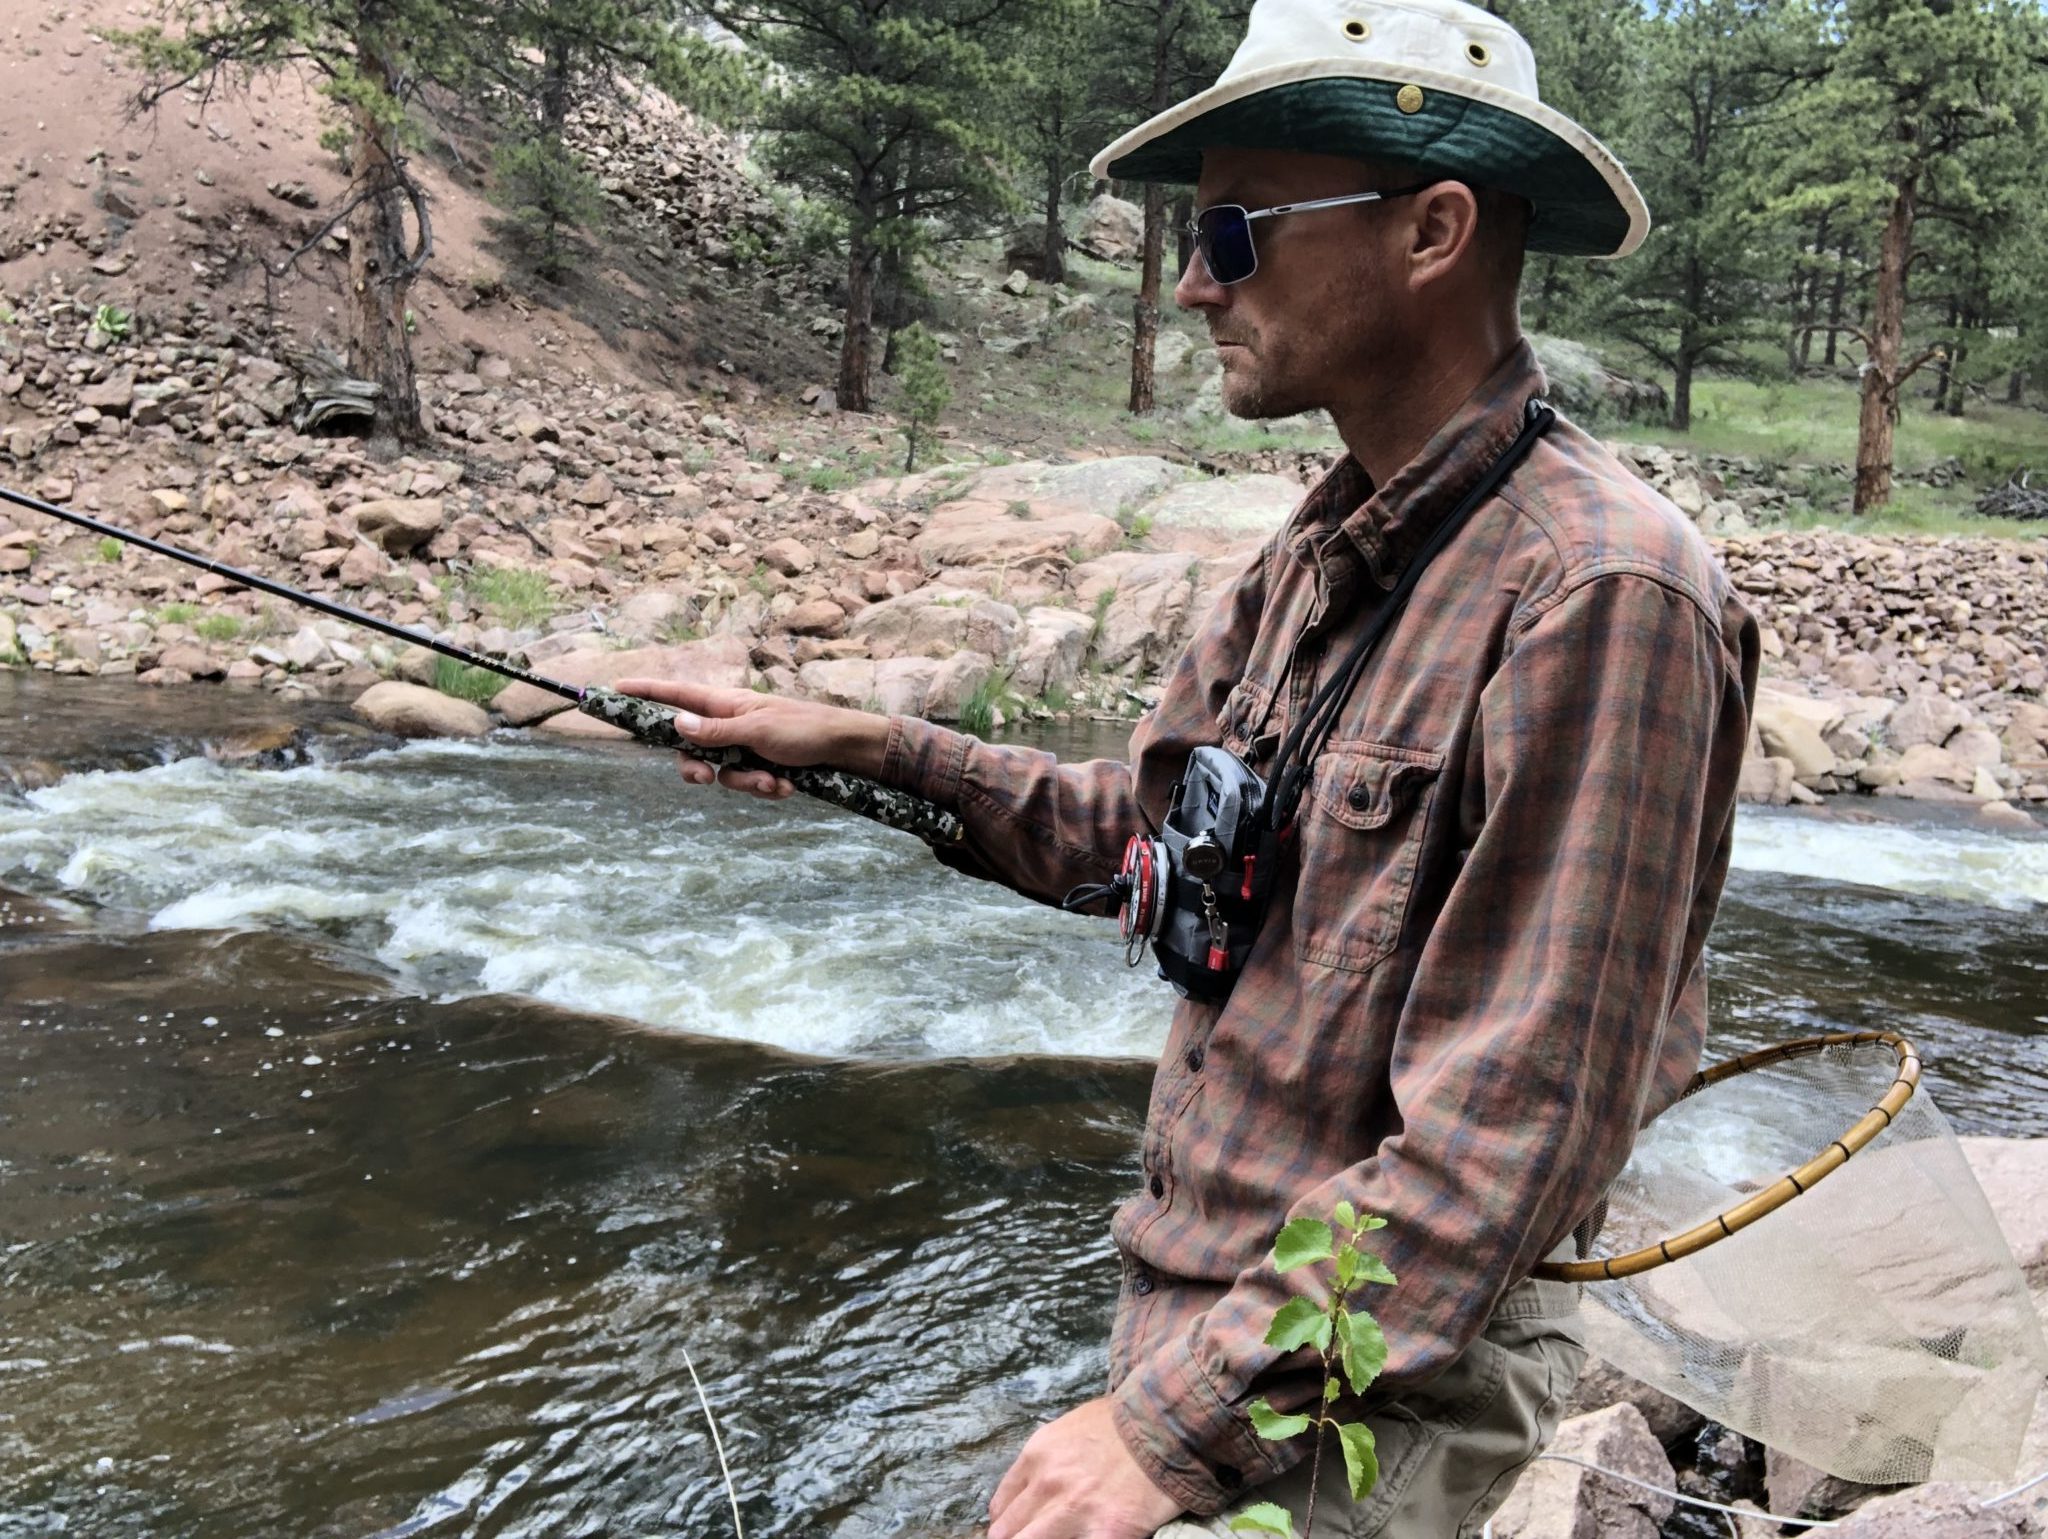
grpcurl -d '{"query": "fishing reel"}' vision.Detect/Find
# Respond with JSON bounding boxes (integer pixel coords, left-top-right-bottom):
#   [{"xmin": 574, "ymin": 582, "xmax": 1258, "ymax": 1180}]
[{"xmin": 1079, "ymin": 746, "xmax": 1280, "ymax": 1005}]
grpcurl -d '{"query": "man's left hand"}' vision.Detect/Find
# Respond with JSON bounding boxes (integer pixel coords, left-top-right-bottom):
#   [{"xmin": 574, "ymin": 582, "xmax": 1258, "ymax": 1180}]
[{"xmin": 988, "ymin": 1397, "xmax": 1184, "ymax": 1539}]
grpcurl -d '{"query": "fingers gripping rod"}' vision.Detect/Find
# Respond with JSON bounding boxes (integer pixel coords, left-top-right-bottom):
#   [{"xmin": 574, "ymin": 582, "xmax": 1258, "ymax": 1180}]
[{"xmin": 0, "ymin": 482, "xmax": 964, "ymax": 846}]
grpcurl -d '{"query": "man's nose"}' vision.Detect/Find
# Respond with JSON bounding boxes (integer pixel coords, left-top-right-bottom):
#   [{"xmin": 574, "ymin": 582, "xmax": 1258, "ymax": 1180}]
[{"xmin": 1174, "ymin": 244, "xmax": 1228, "ymax": 311}]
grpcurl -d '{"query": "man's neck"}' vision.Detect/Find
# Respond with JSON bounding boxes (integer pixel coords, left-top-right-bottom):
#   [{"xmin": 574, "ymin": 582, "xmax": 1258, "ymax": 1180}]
[{"xmin": 1328, "ymin": 325, "xmax": 1523, "ymax": 489}]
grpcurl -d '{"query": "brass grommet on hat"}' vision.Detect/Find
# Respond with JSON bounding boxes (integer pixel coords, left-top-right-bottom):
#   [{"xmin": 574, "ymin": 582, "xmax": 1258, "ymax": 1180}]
[
  {"xmin": 1343, "ymin": 17, "xmax": 1370, "ymax": 39},
  {"xmin": 1395, "ymin": 83, "xmax": 1425, "ymax": 113},
  {"xmin": 1465, "ymin": 40, "xmax": 1490, "ymax": 64}
]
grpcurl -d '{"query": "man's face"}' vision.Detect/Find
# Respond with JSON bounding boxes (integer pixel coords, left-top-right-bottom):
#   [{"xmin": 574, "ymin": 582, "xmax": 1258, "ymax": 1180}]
[{"xmin": 1174, "ymin": 147, "xmax": 1416, "ymax": 421}]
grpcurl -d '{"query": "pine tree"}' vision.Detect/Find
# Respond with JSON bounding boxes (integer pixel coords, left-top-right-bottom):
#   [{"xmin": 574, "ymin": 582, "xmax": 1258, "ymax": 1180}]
[
  {"xmin": 1784, "ymin": 0, "xmax": 2048, "ymax": 512},
  {"xmin": 709, "ymin": 0, "xmax": 1056, "ymax": 412},
  {"xmin": 112, "ymin": 0, "xmax": 507, "ymax": 445},
  {"xmin": 1599, "ymin": 0, "xmax": 1800, "ymax": 429}
]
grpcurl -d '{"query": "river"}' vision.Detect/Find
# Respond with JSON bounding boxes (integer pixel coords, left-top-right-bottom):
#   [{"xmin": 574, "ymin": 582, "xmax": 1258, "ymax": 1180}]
[{"xmin": 1, "ymin": 674, "xmax": 2043, "ymax": 1537}]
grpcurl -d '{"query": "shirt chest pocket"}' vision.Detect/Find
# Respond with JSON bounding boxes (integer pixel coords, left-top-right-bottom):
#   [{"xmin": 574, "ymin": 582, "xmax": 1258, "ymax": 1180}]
[{"xmin": 1293, "ymin": 741, "xmax": 1445, "ymax": 974}]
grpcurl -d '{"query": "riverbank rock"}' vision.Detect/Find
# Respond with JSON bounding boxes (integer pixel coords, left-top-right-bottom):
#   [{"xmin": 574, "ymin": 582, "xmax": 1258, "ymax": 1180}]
[
  {"xmin": 1822, "ymin": 1484, "xmax": 2040, "ymax": 1538},
  {"xmin": 491, "ymin": 635, "xmax": 753, "ymax": 729},
  {"xmin": 1491, "ymin": 1402, "xmax": 1675, "ymax": 1538},
  {"xmin": 1564, "ymin": 1361, "xmax": 1704, "ymax": 1448},
  {"xmin": 1962, "ymin": 1138, "xmax": 2048, "ymax": 1285},
  {"xmin": 349, "ymin": 497, "xmax": 446, "ymax": 555},
  {"xmin": 353, "ymin": 681, "xmax": 491, "ymax": 739}
]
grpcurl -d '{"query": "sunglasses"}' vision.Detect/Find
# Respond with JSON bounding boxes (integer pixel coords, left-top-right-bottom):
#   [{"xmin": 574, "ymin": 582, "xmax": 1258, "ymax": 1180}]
[{"xmin": 1186, "ymin": 182, "xmax": 1436, "ymax": 286}]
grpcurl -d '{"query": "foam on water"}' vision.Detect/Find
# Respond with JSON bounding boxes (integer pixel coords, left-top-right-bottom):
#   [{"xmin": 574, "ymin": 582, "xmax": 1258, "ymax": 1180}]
[
  {"xmin": 1, "ymin": 741, "xmax": 2038, "ymax": 1060},
  {"xmin": 1732, "ymin": 806, "xmax": 2048, "ymax": 909},
  {"xmin": 0, "ymin": 742, "xmax": 1170, "ymax": 1059}
]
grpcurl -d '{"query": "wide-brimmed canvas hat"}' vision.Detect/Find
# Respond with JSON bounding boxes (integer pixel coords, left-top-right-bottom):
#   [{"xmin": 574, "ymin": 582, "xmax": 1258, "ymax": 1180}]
[{"xmin": 1089, "ymin": 0, "xmax": 1649, "ymax": 259}]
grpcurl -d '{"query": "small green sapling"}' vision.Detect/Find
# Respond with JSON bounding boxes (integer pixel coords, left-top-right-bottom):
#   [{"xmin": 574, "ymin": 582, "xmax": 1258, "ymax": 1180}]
[{"xmin": 1229, "ymin": 1202, "xmax": 1396, "ymax": 1539}]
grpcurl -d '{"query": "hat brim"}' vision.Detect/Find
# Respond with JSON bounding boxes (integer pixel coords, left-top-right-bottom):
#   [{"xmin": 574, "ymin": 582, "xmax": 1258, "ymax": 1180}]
[{"xmin": 1088, "ymin": 63, "xmax": 1648, "ymax": 259}]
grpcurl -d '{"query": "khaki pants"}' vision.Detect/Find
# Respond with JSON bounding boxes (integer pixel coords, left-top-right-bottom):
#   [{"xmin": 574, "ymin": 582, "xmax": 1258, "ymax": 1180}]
[{"xmin": 1154, "ymin": 1268, "xmax": 1586, "ymax": 1539}]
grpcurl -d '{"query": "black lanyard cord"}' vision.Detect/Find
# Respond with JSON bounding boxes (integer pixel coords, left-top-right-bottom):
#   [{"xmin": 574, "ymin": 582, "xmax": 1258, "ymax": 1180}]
[{"xmin": 1260, "ymin": 398, "xmax": 1556, "ymax": 833}]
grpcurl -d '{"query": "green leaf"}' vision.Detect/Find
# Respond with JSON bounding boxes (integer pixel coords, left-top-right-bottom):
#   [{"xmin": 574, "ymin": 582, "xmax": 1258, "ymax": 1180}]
[
  {"xmin": 1273, "ymin": 1218, "xmax": 1333, "ymax": 1273},
  {"xmin": 1264, "ymin": 1297, "xmax": 1333, "ymax": 1354},
  {"xmin": 1350, "ymin": 1251, "xmax": 1397, "ymax": 1287},
  {"xmin": 1247, "ymin": 1397, "xmax": 1313, "ymax": 1441},
  {"xmin": 1356, "ymin": 1214, "xmax": 1388, "ymax": 1232},
  {"xmin": 1230, "ymin": 1501, "xmax": 1296, "ymax": 1538},
  {"xmin": 1324, "ymin": 1378, "xmax": 1342, "ymax": 1403},
  {"xmin": 1337, "ymin": 1420, "xmax": 1380, "ymax": 1500},
  {"xmin": 1331, "ymin": 1199, "xmax": 1358, "ymax": 1230},
  {"xmin": 1335, "ymin": 1244, "xmax": 1360, "ymax": 1289},
  {"xmin": 1337, "ymin": 1308, "xmax": 1389, "ymax": 1396}
]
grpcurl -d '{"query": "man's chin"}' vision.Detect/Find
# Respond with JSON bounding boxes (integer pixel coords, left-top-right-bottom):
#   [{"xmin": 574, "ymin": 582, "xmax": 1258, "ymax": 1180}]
[{"xmin": 1221, "ymin": 374, "xmax": 1306, "ymax": 422}]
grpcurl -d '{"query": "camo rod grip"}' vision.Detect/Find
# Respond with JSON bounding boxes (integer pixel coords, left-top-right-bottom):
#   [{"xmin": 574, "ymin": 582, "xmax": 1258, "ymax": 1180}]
[{"xmin": 576, "ymin": 687, "xmax": 967, "ymax": 846}]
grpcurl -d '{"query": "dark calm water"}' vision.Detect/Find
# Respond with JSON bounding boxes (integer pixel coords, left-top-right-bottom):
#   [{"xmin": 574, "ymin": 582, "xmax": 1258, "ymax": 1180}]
[{"xmin": 1, "ymin": 673, "xmax": 2043, "ymax": 1537}]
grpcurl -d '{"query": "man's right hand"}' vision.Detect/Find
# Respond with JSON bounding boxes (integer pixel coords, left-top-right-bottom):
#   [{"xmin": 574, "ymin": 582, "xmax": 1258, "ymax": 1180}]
[{"xmin": 614, "ymin": 677, "xmax": 892, "ymax": 800}]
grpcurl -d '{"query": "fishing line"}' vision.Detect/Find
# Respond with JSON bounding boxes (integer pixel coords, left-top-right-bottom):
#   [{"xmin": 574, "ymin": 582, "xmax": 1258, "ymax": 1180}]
[{"xmin": 0, "ymin": 481, "xmax": 963, "ymax": 845}]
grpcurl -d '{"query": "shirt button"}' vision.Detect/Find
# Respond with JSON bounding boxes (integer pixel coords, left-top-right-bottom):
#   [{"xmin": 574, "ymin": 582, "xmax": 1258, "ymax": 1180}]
[
  {"xmin": 1348, "ymin": 785, "xmax": 1371, "ymax": 812},
  {"xmin": 1185, "ymin": 1046, "xmax": 1205, "ymax": 1072},
  {"xmin": 1133, "ymin": 1271, "xmax": 1155, "ymax": 1296},
  {"xmin": 1150, "ymin": 1174, "xmax": 1166, "ymax": 1200}
]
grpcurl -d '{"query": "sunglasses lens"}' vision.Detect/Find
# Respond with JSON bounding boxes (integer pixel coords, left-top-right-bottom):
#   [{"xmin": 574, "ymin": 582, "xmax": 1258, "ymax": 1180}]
[{"xmin": 1196, "ymin": 206, "xmax": 1256, "ymax": 284}]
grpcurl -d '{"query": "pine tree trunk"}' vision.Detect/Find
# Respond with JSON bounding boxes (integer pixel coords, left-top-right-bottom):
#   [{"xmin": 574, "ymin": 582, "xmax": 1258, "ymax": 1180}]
[
  {"xmin": 1945, "ymin": 314, "xmax": 1968, "ymax": 418},
  {"xmin": 1796, "ymin": 209, "xmax": 1831, "ymax": 371},
  {"xmin": 878, "ymin": 240, "xmax": 906, "ymax": 375},
  {"xmin": 1129, "ymin": 181, "xmax": 1164, "ymax": 414},
  {"xmin": 1824, "ymin": 239, "xmax": 1849, "ymax": 368},
  {"xmin": 540, "ymin": 34, "xmax": 573, "ymax": 137},
  {"xmin": 346, "ymin": 60, "xmax": 424, "ymax": 447},
  {"xmin": 1173, "ymin": 191, "xmax": 1193, "ymax": 279},
  {"xmin": 2008, "ymin": 368, "xmax": 2026, "ymax": 405},
  {"xmin": 1670, "ymin": 259, "xmax": 1704, "ymax": 431},
  {"xmin": 1854, "ymin": 171, "xmax": 1916, "ymax": 517},
  {"xmin": 1042, "ymin": 157, "xmax": 1066, "ymax": 285},
  {"xmin": 1932, "ymin": 299, "xmax": 1958, "ymax": 413},
  {"xmin": 838, "ymin": 229, "xmax": 878, "ymax": 412}
]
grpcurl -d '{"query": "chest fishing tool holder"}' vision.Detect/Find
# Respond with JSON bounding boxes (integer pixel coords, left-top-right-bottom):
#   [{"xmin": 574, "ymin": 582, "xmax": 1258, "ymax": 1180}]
[{"xmin": 1068, "ymin": 399, "xmax": 1556, "ymax": 1004}]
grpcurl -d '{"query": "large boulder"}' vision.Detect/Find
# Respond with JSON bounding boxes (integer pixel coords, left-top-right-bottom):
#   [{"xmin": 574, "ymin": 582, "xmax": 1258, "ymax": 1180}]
[
  {"xmin": 1012, "ymin": 607, "xmax": 1095, "ymax": 698},
  {"xmin": 845, "ymin": 586, "xmax": 1024, "ymax": 662},
  {"xmin": 1755, "ymin": 698, "xmax": 1838, "ymax": 782},
  {"xmin": 1887, "ymin": 690, "xmax": 1971, "ymax": 750},
  {"xmin": 1142, "ymin": 473, "xmax": 1306, "ymax": 554},
  {"xmin": 1562, "ymin": 1360, "xmax": 1704, "ymax": 1448},
  {"xmin": 492, "ymin": 635, "xmax": 752, "ymax": 728},
  {"xmin": 1070, "ymin": 553, "xmax": 1199, "ymax": 673},
  {"xmin": 1490, "ymin": 1402, "xmax": 1675, "ymax": 1538},
  {"xmin": 796, "ymin": 656, "xmax": 938, "ymax": 716},
  {"xmin": 353, "ymin": 681, "xmax": 491, "ymax": 739},
  {"xmin": 349, "ymin": 497, "xmax": 446, "ymax": 555},
  {"xmin": 1961, "ymin": 1137, "xmax": 2048, "ymax": 1284},
  {"xmin": 1823, "ymin": 1483, "xmax": 2040, "ymax": 1539},
  {"xmin": 1080, "ymin": 193, "xmax": 1143, "ymax": 261}
]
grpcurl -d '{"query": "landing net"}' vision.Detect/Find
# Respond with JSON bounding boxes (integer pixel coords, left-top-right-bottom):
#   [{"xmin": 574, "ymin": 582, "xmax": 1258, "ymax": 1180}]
[{"xmin": 1546, "ymin": 1032, "xmax": 2046, "ymax": 1484}]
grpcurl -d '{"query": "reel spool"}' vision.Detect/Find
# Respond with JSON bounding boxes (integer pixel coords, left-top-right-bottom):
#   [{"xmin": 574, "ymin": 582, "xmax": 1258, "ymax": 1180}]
[{"xmin": 1116, "ymin": 834, "xmax": 1168, "ymax": 967}]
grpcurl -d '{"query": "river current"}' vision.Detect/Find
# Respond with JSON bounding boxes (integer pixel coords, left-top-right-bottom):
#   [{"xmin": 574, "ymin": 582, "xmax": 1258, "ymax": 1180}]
[{"xmin": 1, "ymin": 674, "xmax": 2043, "ymax": 1536}]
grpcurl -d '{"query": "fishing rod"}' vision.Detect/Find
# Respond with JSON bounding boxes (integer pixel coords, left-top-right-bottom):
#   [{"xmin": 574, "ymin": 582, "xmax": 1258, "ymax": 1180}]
[{"xmin": 0, "ymin": 482, "xmax": 965, "ymax": 846}]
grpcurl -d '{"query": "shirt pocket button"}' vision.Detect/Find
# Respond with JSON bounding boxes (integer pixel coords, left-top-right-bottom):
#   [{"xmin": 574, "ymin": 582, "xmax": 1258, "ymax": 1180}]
[
  {"xmin": 1149, "ymin": 1174, "xmax": 1166, "ymax": 1199},
  {"xmin": 1347, "ymin": 784, "xmax": 1372, "ymax": 812}
]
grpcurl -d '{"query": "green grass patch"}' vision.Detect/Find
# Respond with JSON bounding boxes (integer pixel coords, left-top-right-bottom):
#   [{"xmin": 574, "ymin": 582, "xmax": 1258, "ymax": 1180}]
[
  {"xmin": 433, "ymin": 654, "xmax": 508, "ymax": 703},
  {"xmin": 463, "ymin": 566, "xmax": 557, "ymax": 628},
  {"xmin": 150, "ymin": 602, "xmax": 200, "ymax": 627},
  {"xmin": 1614, "ymin": 374, "xmax": 2048, "ymax": 482},
  {"xmin": 956, "ymin": 669, "xmax": 1016, "ymax": 739},
  {"xmin": 1777, "ymin": 482, "xmax": 2046, "ymax": 541},
  {"xmin": 94, "ymin": 537, "xmax": 123, "ymax": 563},
  {"xmin": 193, "ymin": 613, "xmax": 244, "ymax": 643}
]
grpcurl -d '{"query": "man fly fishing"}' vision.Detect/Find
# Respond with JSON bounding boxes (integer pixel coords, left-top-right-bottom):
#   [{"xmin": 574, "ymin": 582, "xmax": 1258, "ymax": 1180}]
[{"xmin": 622, "ymin": 0, "xmax": 1760, "ymax": 1532}]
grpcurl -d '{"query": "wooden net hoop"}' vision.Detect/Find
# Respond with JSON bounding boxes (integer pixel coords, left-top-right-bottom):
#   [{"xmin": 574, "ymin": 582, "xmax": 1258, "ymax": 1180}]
[{"xmin": 1532, "ymin": 1030, "xmax": 1922, "ymax": 1284}]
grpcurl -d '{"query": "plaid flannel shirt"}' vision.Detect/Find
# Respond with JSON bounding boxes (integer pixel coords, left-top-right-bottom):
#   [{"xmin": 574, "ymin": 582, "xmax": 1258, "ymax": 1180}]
[{"xmin": 881, "ymin": 340, "xmax": 1759, "ymax": 1514}]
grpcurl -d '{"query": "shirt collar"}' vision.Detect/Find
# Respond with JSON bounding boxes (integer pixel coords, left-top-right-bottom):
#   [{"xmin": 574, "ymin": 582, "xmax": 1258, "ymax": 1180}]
[{"xmin": 1285, "ymin": 339, "xmax": 1549, "ymax": 591}]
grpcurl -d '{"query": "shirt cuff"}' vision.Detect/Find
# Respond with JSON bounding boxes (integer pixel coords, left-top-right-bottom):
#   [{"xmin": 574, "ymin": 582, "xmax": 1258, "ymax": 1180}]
[
  {"xmin": 881, "ymin": 714, "xmax": 970, "ymax": 810},
  {"xmin": 1110, "ymin": 1332, "xmax": 1292, "ymax": 1516}
]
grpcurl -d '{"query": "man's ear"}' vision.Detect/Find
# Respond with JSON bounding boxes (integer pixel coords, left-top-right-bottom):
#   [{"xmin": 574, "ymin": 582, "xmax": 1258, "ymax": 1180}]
[{"xmin": 1405, "ymin": 180, "xmax": 1482, "ymax": 291}]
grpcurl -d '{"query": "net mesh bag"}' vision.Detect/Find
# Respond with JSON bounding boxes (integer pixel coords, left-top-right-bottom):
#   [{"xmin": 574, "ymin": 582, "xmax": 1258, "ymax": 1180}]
[{"xmin": 1572, "ymin": 1036, "xmax": 2047, "ymax": 1485}]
